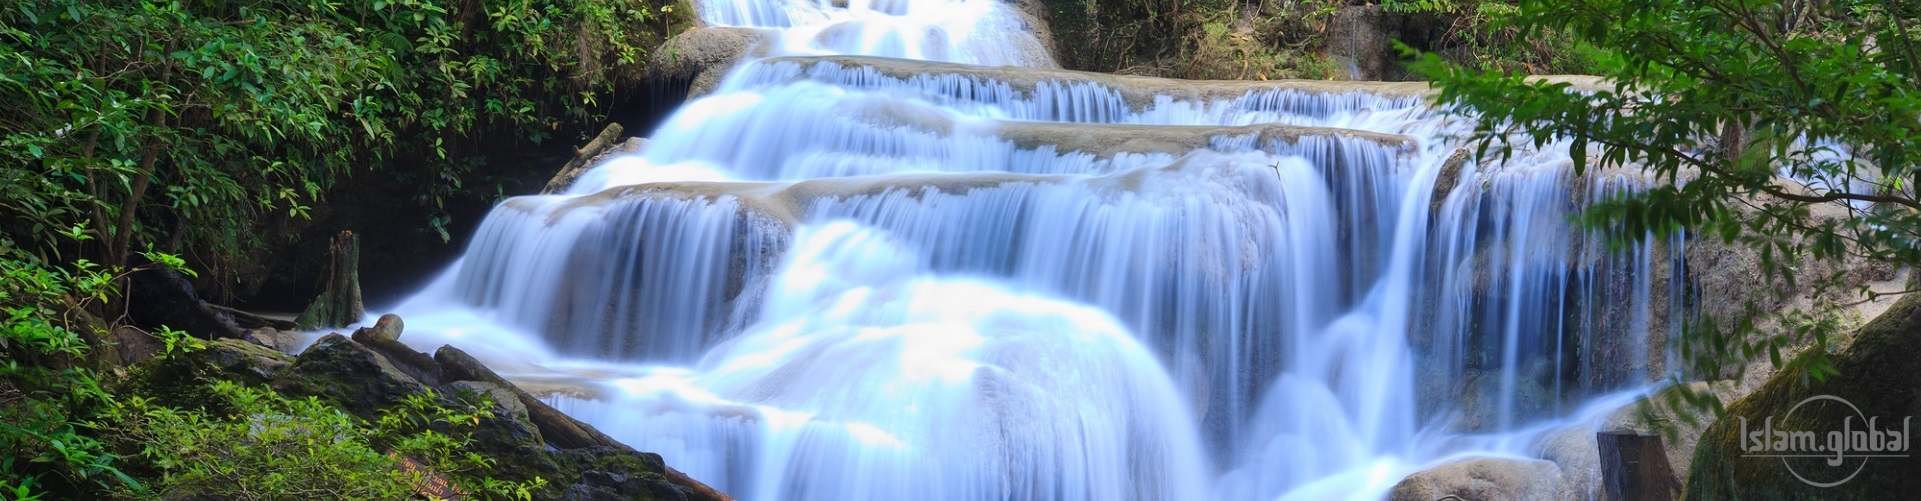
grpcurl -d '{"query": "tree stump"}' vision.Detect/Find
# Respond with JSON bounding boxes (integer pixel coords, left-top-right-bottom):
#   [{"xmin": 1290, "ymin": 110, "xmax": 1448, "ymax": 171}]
[
  {"xmin": 1598, "ymin": 430, "xmax": 1681, "ymax": 501},
  {"xmin": 295, "ymin": 231, "xmax": 363, "ymax": 330}
]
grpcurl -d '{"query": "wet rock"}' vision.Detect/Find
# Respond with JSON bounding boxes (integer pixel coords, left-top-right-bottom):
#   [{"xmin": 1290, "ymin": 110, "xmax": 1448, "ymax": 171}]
[
  {"xmin": 761, "ymin": 55, "xmax": 1432, "ymax": 110},
  {"xmin": 353, "ymin": 326, "xmax": 445, "ymax": 388},
  {"xmin": 200, "ymin": 338, "xmax": 295, "ymax": 385},
  {"xmin": 1389, "ymin": 456, "xmax": 1563, "ymax": 501},
  {"xmin": 272, "ymin": 333, "xmax": 428, "ymax": 419},
  {"xmin": 242, "ymin": 328, "xmax": 307, "ymax": 353},
  {"xmin": 651, "ymin": 27, "xmax": 777, "ymax": 98},
  {"xmin": 438, "ymin": 380, "xmax": 546, "ymax": 469},
  {"xmin": 1685, "ymin": 293, "xmax": 1921, "ymax": 499},
  {"xmin": 434, "ymin": 345, "xmax": 732, "ymax": 500},
  {"xmin": 365, "ymin": 313, "xmax": 404, "ymax": 342},
  {"xmin": 436, "ymin": 345, "xmax": 624, "ymax": 450},
  {"xmin": 1324, "ymin": 5, "xmax": 1389, "ymax": 80},
  {"xmin": 549, "ymin": 447, "xmax": 712, "ymax": 501}
]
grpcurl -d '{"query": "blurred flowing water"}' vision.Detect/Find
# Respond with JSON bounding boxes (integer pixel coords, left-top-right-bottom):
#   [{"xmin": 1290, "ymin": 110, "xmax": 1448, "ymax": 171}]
[{"xmin": 382, "ymin": 0, "xmax": 1691, "ymax": 498}]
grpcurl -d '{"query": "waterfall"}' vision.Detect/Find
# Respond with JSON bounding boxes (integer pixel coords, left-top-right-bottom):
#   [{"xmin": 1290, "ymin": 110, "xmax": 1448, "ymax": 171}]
[{"xmin": 384, "ymin": 0, "xmax": 1690, "ymax": 499}]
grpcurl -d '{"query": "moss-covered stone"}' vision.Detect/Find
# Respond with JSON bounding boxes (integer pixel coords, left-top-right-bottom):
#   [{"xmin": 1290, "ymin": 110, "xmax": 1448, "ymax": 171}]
[
  {"xmin": 1684, "ymin": 293, "xmax": 1921, "ymax": 498},
  {"xmin": 112, "ymin": 338, "xmax": 295, "ymax": 415},
  {"xmin": 437, "ymin": 380, "xmax": 548, "ymax": 471},
  {"xmin": 543, "ymin": 447, "xmax": 693, "ymax": 501},
  {"xmin": 271, "ymin": 333, "xmax": 427, "ymax": 420}
]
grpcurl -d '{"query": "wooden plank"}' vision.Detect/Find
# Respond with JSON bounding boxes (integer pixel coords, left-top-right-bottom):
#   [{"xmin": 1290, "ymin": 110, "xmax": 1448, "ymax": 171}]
[{"xmin": 1598, "ymin": 430, "xmax": 1681, "ymax": 501}]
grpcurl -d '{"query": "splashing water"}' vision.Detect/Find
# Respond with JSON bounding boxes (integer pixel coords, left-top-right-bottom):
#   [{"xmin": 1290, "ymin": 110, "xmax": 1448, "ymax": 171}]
[{"xmin": 381, "ymin": 0, "xmax": 1691, "ymax": 499}]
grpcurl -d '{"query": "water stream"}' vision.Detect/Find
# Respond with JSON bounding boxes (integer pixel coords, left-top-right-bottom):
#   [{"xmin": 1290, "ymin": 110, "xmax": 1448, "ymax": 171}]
[{"xmin": 382, "ymin": 0, "xmax": 1690, "ymax": 498}]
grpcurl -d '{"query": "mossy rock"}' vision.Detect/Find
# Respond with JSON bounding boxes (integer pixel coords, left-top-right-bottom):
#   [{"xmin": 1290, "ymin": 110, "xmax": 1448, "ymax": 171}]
[
  {"xmin": 271, "ymin": 333, "xmax": 427, "ymax": 420},
  {"xmin": 436, "ymin": 380, "xmax": 549, "ymax": 472},
  {"xmin": 1685, "ymin": 293, "xmax": 1921, "ymax": 498},
  {"xmin": 114, "ymin": 338, "xmax": 294, "ymax": 412},
  {"xmin": 542, "ymin": 447, "xmax": 691, "ymax": 501}
]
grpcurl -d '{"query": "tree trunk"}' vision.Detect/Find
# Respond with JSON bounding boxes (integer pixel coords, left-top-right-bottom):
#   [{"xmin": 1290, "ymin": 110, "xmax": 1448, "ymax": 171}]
[
  {"xmin": 1598, "ymin": 430, "xmax": 1680, "ymax": 501},
  {"xmin": 541, "ymin": 122, "xmax": 624, "ymax": 195},
  {"xmin": 295, "ymin": 231, "xmax": 364, "ymax": 330}
]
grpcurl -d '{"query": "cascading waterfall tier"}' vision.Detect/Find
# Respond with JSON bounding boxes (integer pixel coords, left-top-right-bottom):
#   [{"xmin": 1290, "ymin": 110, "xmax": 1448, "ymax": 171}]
[{"xmin": 385, "ymin": 1, "xmax": 1691, "ymax": 499}]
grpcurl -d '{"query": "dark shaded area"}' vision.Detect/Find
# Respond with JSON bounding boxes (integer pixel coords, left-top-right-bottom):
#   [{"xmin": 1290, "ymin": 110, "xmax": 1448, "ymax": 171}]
[
  {"xmin": 125, "ymin": 255, "xmax": 246, "ymax": 340},
  {"xmin": 230, "ymin": 74, "xmax": 693, "ymax": 313}
]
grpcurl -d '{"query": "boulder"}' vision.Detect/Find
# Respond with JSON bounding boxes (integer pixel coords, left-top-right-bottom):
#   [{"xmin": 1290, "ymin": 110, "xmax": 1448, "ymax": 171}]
[
  {"xmin": 242, "ymin": 328, "xmax": 307, "ymax": 353},
  {"xmin": 114, "ymin": 337, "xmax": 295, "ymax": 412},
  {"xmin": 199, "ymin": 338, "xmax": 295, "ymax": 385},
  {"xmin": 550, "ymin": 447, "xmax": 703, "ymax": 501},
  {"xmin": 272, "ymin": 333, "xmax": 428, "ymax": 419},
  {"xmin": 353, "ymin": 325, "xmax": 445, "ymax": 388},
  {"xmin": 434, "ymin": 345, "xmax": 732, "ymax": 500},
  {"xmin": 435, "ymin": 345, "xmax": 625, "ymax": 451},
  {"xmin": 364, "ymin": 313, "xmax": 404, "ymax": 342},
  {"xmin": 124, "ymin": 257, "xmax": 246, "ymax": 340},
  {"xmin": 437, "ymin": 380, "xmax": 546, "ymax": 468},
  {"xmin": 1389, "ymin": 456, "xmax": 1563, "ymax": 501},
  {"xmin": 1685, "ymin": 293, "xmax": 1921, "ymax": 498},
  {"xmin": 112, "ymin": 325, "xmax": 166, "ymax": 366},
  {"xmin": 650, "ymin": 27, "xmax": 776, "ymax": 98}
]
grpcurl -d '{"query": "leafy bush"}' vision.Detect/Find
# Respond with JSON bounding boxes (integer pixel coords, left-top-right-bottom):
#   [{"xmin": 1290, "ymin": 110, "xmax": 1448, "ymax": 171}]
[
  {"xmin": 0, "ymin": 246, "xmax": 137, "ymax": 499},
  {"xmin": 110, "ymin": 382, "xmax": 541, "ymax": 500},
  {"xmin": 1046, "ymin": 0, "xmax": 1348, "ymax": 79},
  {"xmin": 1042, "ymin": 0, "xmax": 1598, "ymax": 80}
]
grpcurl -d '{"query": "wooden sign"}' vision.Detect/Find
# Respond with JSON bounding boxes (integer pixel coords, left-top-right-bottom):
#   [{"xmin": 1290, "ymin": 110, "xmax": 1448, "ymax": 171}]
[{"xmin": 392, "ymin": 453, "xmax": 464, "ymax": 500}]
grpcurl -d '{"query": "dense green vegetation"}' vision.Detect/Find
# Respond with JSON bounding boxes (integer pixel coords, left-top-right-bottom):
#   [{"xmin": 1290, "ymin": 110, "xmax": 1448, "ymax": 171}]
[
  {"xmin": 1, "ymin": 0, "xmax": 689, "ymax": 497},
  {"xmin": 1, "ymin": 0, "xmax": 689, "ymax": 289},
  {"xmin": 0, "ymin": 247, "xmax": 541, "ymax": 498},
  {"xmin": 1042, "ymin": 0, "xmax": 1601, "ymax": 80},
  {"xmin": 1417, "ymin": 0, "xmax": 1919, "ymax": 400}
]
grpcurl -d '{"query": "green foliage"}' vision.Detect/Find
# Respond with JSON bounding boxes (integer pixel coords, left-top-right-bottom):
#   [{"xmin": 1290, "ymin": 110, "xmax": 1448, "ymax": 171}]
[
  {"xmin": 5, "ymin": 248, "xmax": 545, "ymax": 498},
  {"xmin": 1046, "ymin": 0, "xmax": 1348, "ymax": 79},
  {"xmin": 0, "ymin": 248, "xmax": 131, "ymax": 497},
  {"xmin": 0, "ymin": 1, "xmax": 690, "ymax": 496},
  {"xmin": 1384, "ymin": 0, "xmax": 1462, "ymax": 15},
  {"xmin": 1045, "ymin": 0, "xmax": 1598, "ymax": 80},
  {"xmin": 1412, "ymin": 1, "xmax": 1608, "ymax": 74},
  {"xmin": 0, "ymin": 0, "xmax": 691, "ymax": 288},
  {"xmin": 110, "ymin": 381, "xmax": 540, "ymax": 500},
  {"xmin": 1, "ymin": 1, "xmax": 389, "ymax": 274},
  {"xmin": 1416, "ymin": 0, "xmax": 1920, "ymax": 400}
]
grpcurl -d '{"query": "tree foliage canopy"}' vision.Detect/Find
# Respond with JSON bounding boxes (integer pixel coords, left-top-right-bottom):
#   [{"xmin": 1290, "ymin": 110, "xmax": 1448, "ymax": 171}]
[
  {"xmin": 0, "ymin": 0, "xmax": 689, "ymax": 279},
  {"xmin": 1418, "ymin": 0, "xmax": 1920, "ymax": 387}
]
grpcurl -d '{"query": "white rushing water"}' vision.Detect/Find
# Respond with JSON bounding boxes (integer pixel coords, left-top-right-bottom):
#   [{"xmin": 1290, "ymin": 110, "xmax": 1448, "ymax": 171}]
[{"xmin": 383, "ymin": 1, "xmax": 1691, "ymax": 499}]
